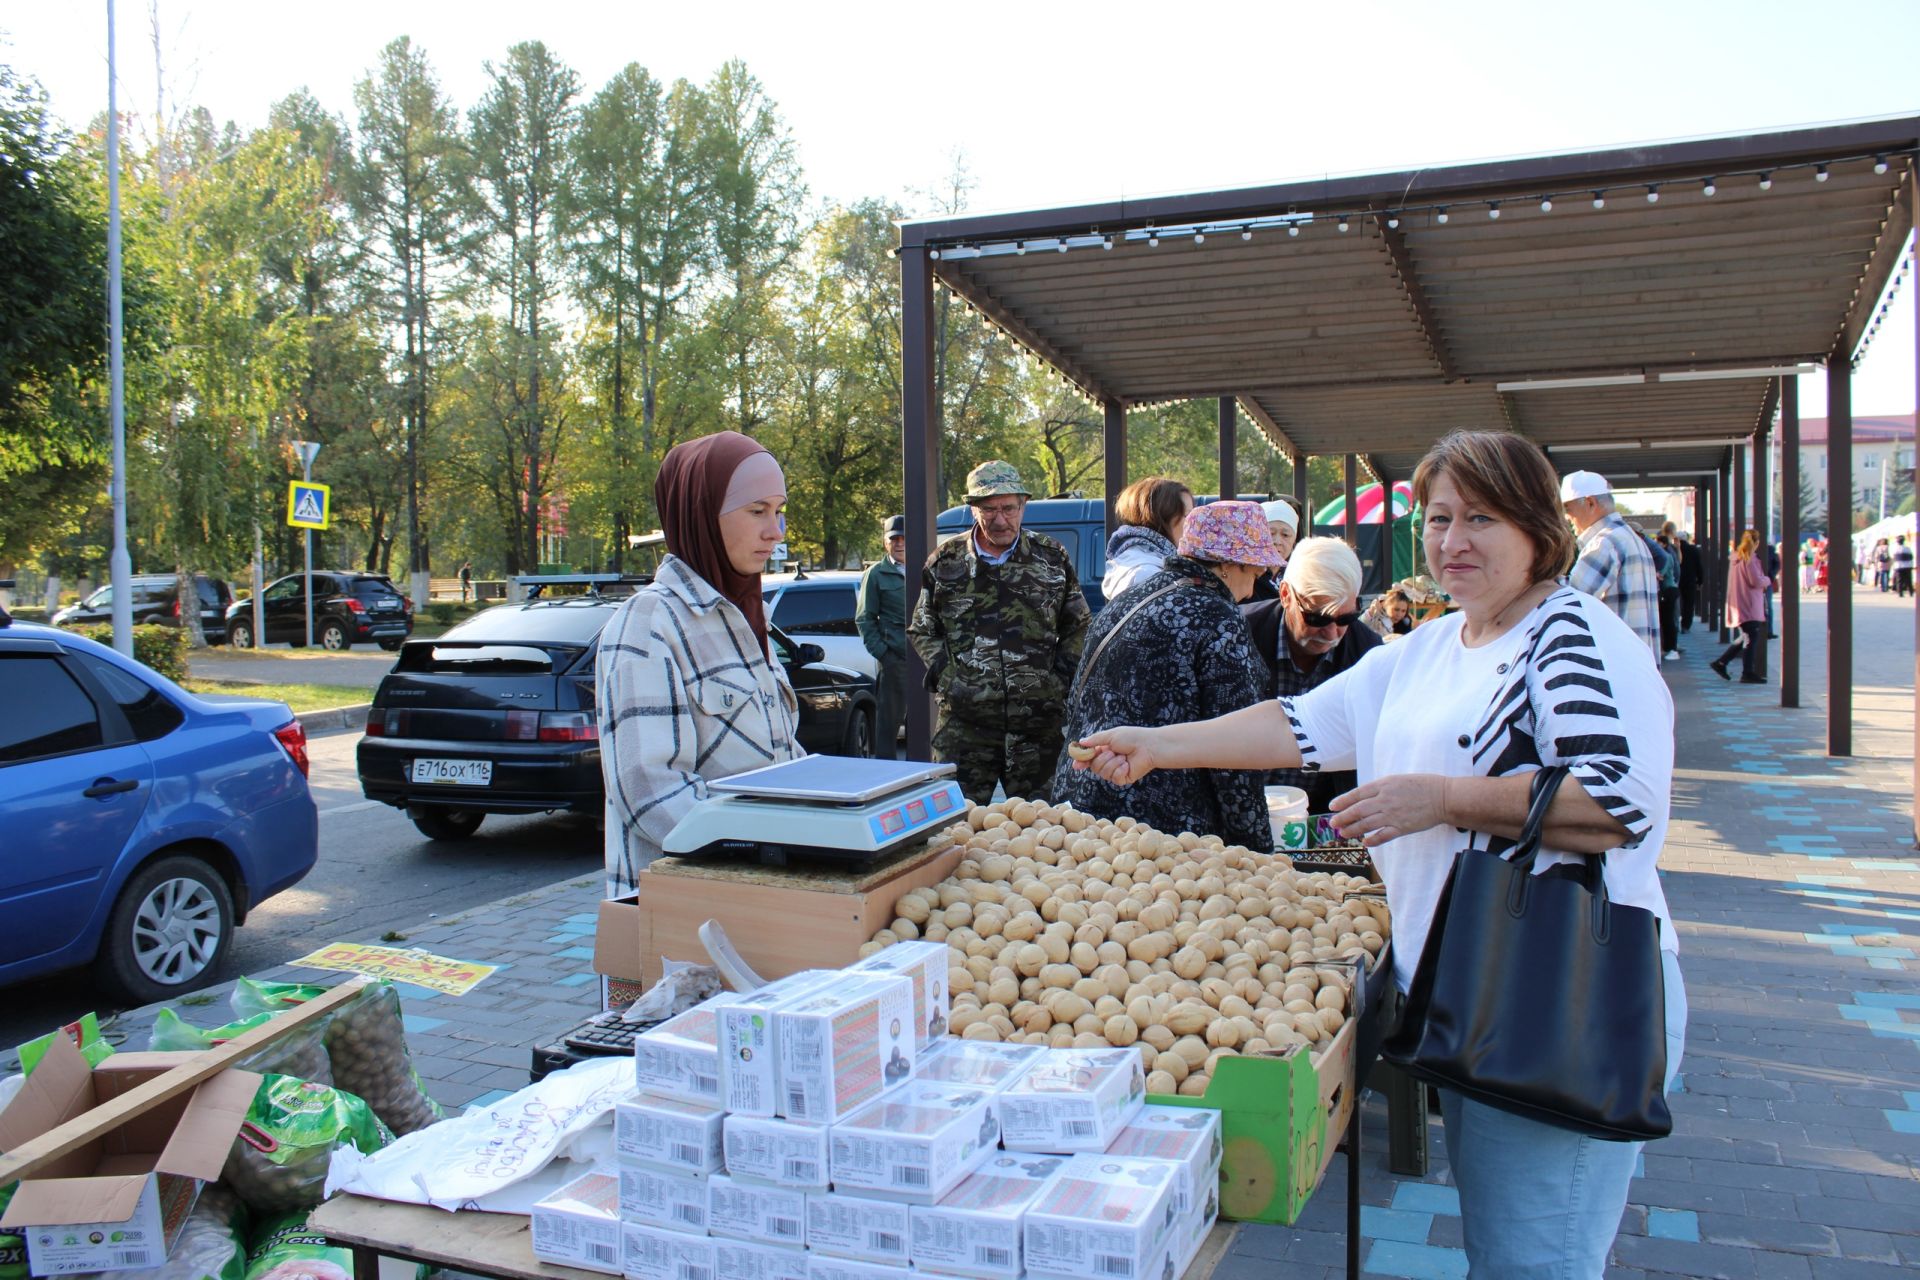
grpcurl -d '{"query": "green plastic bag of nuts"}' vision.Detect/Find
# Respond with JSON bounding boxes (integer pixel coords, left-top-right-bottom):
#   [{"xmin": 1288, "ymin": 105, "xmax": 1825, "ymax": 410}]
[
  {"xmin": 223, "ymin": 1075, "xmax": 394, "ymax": 1213},
  {"xmin": 229, "ymin": 979, "xmax": 330, "ymax": 1022},
  {"xmin": 241, "ymin": 1211, "xmax": 355, "ymax": 1280},
  {"xmin": 148, "ymin": 1008, "xmax": 333, "ymax": 1088},
  {"xmin": 321, "ymin": 982, "xmax": 446, "ymax": 1135}
]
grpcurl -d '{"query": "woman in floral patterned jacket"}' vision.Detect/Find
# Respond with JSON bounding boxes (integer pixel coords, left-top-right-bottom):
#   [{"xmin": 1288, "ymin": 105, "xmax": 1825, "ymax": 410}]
[
  {"xmin": 1049, "ymin": 501, "xmax": 1282, "ymax": 852},
  {"xmin": 596, "ymin": 432, "xmax": 804, "ymax": 897}
]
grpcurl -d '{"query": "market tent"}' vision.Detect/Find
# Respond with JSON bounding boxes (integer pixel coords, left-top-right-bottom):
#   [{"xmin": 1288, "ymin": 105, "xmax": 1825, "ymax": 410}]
[
  {"xmin": 1313, "ymin": 481, "xmax": 1414, "ymax": 527},
  {"xmin": 1853, "ymin": 511, "xmax": 1918, "ymax": 550},
  {"xmin": 895, "ymin": 116, "xmax": 1919, "ymax": 832}
]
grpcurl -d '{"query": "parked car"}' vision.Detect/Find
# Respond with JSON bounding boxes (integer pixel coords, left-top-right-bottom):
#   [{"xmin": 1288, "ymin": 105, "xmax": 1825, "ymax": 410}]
[
  {"xmin": 761, "ymin": 571, "xmax": 878, "ymax": 678},
  {"xmin": 226, "ymin": 571, "xmax": 413, "ymax": 651},
  {"xmin": 0, "ymin": 612, "xmax": 318, "ymax": 1002},
  {"xmin": 356, "ymin": 592, "xmax": 878, "ymax": 841},
  {"xmin": 52, "ymin": 572, "xmax": 235, "ymax": 644}
]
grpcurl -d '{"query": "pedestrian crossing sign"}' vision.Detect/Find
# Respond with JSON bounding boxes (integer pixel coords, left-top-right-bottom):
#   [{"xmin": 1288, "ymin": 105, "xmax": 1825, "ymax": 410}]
[{"xmin": 287, "ymin": 480, "xmax": 331, "ymax": 530}]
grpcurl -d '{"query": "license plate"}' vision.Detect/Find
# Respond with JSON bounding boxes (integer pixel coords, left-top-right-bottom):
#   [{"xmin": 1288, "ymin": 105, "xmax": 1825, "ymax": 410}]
[
  {"xmin": 411, "ymin": 758, "xmax": 492, "ymax": 786},
  {"xmin": 372, "ymin": 600, "xmax": 397, "ymax": 611}
]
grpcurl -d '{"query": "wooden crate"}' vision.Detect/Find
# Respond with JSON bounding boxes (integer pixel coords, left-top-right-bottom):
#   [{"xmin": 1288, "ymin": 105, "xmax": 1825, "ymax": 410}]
[{"xmin": 620, "ymin": 841, "xmax": 963, "ymax": 986}]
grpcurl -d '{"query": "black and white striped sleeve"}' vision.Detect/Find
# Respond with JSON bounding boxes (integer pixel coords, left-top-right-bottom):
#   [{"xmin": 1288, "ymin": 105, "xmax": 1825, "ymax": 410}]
[{"xmin": 1524, "ymin": 595, "xmax": 1671, "ymax": 848}]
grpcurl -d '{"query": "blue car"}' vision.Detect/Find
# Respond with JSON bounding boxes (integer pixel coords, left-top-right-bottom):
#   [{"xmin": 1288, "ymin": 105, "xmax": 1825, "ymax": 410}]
[{"xmin": 0, "ymin": 606, "xmax": 319, "ymax": 1004}]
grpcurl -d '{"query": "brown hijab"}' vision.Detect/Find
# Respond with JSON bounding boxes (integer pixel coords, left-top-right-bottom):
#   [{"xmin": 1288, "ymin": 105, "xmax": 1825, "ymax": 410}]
[{"xmin": 655, "ymin": 431, "xmax": 783, "ymax": 654}]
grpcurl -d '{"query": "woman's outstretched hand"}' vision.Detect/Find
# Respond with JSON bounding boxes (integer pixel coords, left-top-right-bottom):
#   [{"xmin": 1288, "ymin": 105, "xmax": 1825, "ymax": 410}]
[
  {"xmin": 1068, "ymin": 728, "xmax": 1158, "ymax": 786},
  {"xmin": 1328, "ymin": 774, "xmax": 1449, "ymax": 847}
]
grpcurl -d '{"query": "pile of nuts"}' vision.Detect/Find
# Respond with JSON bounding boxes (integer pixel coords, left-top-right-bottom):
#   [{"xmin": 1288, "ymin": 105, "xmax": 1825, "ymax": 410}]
[{"xmin": 861, "ymin": 798, "xmax": 1389, "ymax": 1098}]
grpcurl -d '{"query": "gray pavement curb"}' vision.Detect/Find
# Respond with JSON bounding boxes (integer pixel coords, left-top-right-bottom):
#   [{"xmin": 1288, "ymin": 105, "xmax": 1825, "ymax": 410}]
[{"xmin": 297, "ymin": 702, "xmax": 371, "ymax": 733}]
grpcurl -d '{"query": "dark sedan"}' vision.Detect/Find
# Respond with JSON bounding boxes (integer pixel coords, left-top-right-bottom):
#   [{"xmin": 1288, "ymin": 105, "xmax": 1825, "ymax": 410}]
[{"xmin": 356, "ymin": 595, "xmax": 877, "ymax": 840}]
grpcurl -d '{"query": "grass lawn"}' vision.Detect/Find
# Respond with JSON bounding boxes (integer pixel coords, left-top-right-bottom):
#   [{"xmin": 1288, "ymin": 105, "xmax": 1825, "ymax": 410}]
[{"xmin": 181, "ymin": 678, "xmax": 370, "ymax": 712}]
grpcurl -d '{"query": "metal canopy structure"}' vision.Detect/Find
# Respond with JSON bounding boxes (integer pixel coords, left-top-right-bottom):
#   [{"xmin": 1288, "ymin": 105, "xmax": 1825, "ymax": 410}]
[{"xmin": 895, "ymin": 115, "xmax": 1919, "ymax": 832}]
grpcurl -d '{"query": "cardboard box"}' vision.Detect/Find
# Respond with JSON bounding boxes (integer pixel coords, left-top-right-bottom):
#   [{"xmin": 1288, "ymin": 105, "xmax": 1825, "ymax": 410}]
[
  {"xmin": 805, "ymin": 1258, "xmax": 909, "ymax": 1280},
  {"xmin": 630, "ymin": 841, "xmax": 964, "ymax": 987},
  {"xmin": 1020, "ymin": 1154, "xmax": 1180, "ymax": 1280},
  {"xmin": 1148, "ymin": 1002, "xmax": 1362, "ymax": 1226},
  {"xmin": 713, "ymin": 1238, "xmax": 809, "ymax": 1280},
  {"xmin": 716, "ymin": 970, "xmax": 840, "ymax": 1117},
  {"xmin": 722, "ymin": 1114, "xmax": 831, "ymax": 1192},
  {"xmin": 623, "ymin": 1221, "xmax": 720, "ymax": 1280},
  {"xmin": 995, "ymin": 1048, "xmax": 1145, "ymax": 1154},
  {"xmin": 908, "ymin": 1153, "xmax": 1067, "ymax": 1280},
  {"xmin": 633, "ymin": 994, "xmax": 747, "ymax": 1106},
  {"xmin": 911, "ymin": 1040, "xmax": 1044, "ymax": 1093},
  {"xmin": 805, "ymin": 1192, "xmax": 912, "ymax": 1266},
  {"xmin": 828, "ymin": 1082, "xmax": 998, "ymax": 1204},
  {"xmin": 618, "ymin": 1164, "xmax": 711, "ymax": 1236},
  {"xmin": 0, "ymin": 1038, "xmax": 259, "ymax": 1276},
  {"xmin": 1103, "ymin": 1106, "xmax": 1222, "ymax": 1225},
  {"xmin": 846, "ymin": 941, "xmax": 951, "ymax": 1048},
  {"xmin": 595, "ymin": 896, "xmax": 648, "ymax": 1012},
  {"xmin": 531, "ymin": 1171, "xmax": 624, "ymax": 1275},
  {"xmin": 615, "ymin": 1092, "xmax": 727, "ymax": 1176},
  {"xmin": 705, "ymin": 1173, "xmax": 808, "ymax": 1249},
  {"xmin": 776, "ymin": 974, "xmax": 915, "ymax": 1124}
]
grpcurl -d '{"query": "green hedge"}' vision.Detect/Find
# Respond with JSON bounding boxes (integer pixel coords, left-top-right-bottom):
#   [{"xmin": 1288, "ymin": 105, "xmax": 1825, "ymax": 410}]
[{"xmin": 66, "ymin": 623, "xmax": 190, "ymax": 682}]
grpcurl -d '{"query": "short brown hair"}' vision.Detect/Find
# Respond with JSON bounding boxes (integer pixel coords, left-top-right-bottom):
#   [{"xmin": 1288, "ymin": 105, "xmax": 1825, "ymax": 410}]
[
  {"xmin": 1114, "ymin": 476, "xmax": 1194, "ymax": 541},
  {"xmin": 1411, "ymin": 431, "xmax": 1576, "ymax": 584}
]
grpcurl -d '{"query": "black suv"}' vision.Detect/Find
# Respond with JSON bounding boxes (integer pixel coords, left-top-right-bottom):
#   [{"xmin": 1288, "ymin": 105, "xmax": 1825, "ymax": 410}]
[
  {"xmin": 53, "ymin": 574, "xmax": 235, "ymax": 644},
  {"xmin": 356, "ymin": 595, "xmax": 877, "ymax": 840},
  {"xmin": 225, "ymin": 571, "xmax": 413, "ymax": 651}
]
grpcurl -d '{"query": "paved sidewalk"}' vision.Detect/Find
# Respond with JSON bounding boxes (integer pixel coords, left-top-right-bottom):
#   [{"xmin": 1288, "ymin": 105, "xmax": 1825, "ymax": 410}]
[{"xmin": 80, "ymin": 586, "xmax": 1920, "ymax": 1279}]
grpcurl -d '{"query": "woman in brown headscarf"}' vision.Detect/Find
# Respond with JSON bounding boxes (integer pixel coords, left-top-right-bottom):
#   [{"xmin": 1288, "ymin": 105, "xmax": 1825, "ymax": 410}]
[{"xmin": 595, "ymin": 431, "xmax": 805, "ymax": 896}]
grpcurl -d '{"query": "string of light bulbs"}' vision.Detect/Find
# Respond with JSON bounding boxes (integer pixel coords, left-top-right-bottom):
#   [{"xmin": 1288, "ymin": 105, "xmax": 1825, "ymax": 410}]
[{"xmin": 1851, "ymin": 248, "xmax": 1915, "ymax": 372}]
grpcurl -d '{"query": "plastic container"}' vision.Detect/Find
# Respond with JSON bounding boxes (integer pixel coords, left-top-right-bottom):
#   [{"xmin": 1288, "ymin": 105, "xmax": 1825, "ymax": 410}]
[{"xmin": 1264, "ymin": 786, "xmax": 1309, "ymax": 851}]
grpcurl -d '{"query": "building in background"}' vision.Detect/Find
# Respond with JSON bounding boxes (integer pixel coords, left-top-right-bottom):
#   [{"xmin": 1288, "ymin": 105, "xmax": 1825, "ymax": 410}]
[{"xmin": 1785, "ymin": 414, "xmax": 1916, "ymax": 523}]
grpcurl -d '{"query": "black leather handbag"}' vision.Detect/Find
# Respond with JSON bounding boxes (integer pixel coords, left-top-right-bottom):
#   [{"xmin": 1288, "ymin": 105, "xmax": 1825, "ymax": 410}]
[{"xmin": 1382, "ymin": 766, "xmax": 1672, "ymax": 1141}]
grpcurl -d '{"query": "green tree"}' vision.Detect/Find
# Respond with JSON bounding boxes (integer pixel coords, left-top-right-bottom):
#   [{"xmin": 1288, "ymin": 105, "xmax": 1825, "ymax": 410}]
[
  {"xmin": 350, "ymin": 37, "xmax": 460, "ymax": 597},
  {"xmin": 563, "ymin": 64, "xmax": 713, "ymax": 565},
  {"xmin": 462, "ymin": 41, "xmax": 581, "ymax": 573}
]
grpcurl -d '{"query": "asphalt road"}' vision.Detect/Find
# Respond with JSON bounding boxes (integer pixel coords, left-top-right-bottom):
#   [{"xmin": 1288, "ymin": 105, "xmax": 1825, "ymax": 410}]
[
  {"xmin": 0, "ymin": 725, "xmax": 602, "ymax": 1063},
  {"xmin": 189, "ymin": 644, "xmax": 397, "ymax": 690}
]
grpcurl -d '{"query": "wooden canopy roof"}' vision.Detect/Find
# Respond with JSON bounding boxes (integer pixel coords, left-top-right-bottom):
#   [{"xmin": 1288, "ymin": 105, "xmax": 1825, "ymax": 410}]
[{"xmin": 899, "ymin": 116, "xmax": 1919, "ymax": 484}]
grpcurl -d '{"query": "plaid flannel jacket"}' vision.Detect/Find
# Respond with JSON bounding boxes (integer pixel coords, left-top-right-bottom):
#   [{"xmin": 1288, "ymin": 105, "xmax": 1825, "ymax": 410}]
[
  {"xmin": 1568, "ymin": 513, "xmax": 1661, "ymax": 657},
  {"xmin": 596, "ymin": 555, "xmax": 803, "ymax": 896}
]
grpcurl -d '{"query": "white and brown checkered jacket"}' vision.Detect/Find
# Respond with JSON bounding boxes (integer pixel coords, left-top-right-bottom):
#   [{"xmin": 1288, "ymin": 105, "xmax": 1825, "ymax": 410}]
[{"xmin": 596, "ymin": 556, "xmax": 802, "ymax": 896}]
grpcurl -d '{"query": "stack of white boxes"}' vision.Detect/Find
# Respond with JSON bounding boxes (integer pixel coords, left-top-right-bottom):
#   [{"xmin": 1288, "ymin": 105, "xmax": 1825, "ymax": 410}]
[{"xmin": 530, "ymin": 940, "xmax": 1221, "ymax": 1280}]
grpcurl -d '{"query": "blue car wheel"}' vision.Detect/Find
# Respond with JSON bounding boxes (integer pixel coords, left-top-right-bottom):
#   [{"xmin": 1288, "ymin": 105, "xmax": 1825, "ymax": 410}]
[{"xmin": 96, "ymin": 854, "xmax": 234, "ymax": 1004}]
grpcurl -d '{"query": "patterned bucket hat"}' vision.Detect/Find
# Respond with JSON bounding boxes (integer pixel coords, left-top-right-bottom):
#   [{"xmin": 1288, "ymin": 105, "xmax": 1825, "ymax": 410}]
[
  {"xmin": 964, "ymin": 460, "xmax": 1031, "ymax": 501},
  {"xmin": 1178, "ymin": 500, "xmax": 1285, "ymax": 568}
]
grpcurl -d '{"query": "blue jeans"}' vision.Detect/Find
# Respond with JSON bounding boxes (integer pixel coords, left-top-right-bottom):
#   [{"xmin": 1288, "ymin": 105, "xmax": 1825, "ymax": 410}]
[{"xmin": 1438, "ymin": 949, "xmax": 1686, "ymax": 1279}]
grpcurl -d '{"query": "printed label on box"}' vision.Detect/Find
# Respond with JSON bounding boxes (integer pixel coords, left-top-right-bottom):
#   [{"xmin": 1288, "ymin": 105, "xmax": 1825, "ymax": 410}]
[
  {"xmin": 723, "ymin": 1114, "xmax": 831, "ymax": 1189},
  {"xmin": 805, "ymin": 1257, "xmax": 910, "ymax": 1280},
  {"xmin": 908, "ymin": 1153, "xmax": 1065, "ymax": 1280},
  {"xmin": 619, "ymin": 1165, "xmax": 710, "ymax": 1235},
  {"xmin": 532, "ymin": 1173, "xmax": 623, "ymax": 1275},
  {"xmin": 706, "ymin": 1174, "xmax": 808, "ymax": 1248},
  {"xmin": 617, "ymin": 1093, "xmax": 727, "ymax": 1174},
  {"xmin": 848, "ymin": 941, "xmax": 951, "ymax": 1047},
  {"xmin": 1104, "ymin": 1106, "xmax": 1222, "ymax": 1220},
  {"xmin": 21, "ymin": 1174, "xmax": 198, "ymax": 1276},
  {"xmin": 1022, "ymin": 1154, "xmax": 1178, "ymax": 1280},
  {"xmin": 996, "ymin": 1048, "xmax": 1145, "ymax": 1154},
  {"xmin": 806, "ymin": 1194, "xmax": 911, "ymax": 1265},
  {"xmin": 912, "ymin": 1040, "xmax": 1044, "ymax": 1092},
  {"xmin": 830, "ymin": 1083, "xmax": 998, "ymax": 1203},
  {"xmin": 634, "ymin": 997, "xmax": 742, "ymax": 1105},
  {"xmin": 623, "ymin": 1222, "xmax": 720, "ymax": 1280},
  {"xmin": 718, "ymin": 971, "xmax": 838, "ymax": 1117},
  {"xmin": 777, "ymin": 975, "xmax": 915, "ymax": 1124},
  {"xmin": 713, "ymin": 1238, "xmax": 810, "ymax": 1280}
]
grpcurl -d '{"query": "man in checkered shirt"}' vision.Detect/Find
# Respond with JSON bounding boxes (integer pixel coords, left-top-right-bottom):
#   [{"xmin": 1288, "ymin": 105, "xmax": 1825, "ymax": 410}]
[{"xmin": 1561, "ymin": 470, "xmax": 1661, "ymax": 659}]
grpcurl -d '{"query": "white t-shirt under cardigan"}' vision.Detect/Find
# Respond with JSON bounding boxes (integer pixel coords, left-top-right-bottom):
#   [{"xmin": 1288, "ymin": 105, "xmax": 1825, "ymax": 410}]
[{"xmin": 1280, "ymin": 585, "xmax": 1677, "ymax": 992}]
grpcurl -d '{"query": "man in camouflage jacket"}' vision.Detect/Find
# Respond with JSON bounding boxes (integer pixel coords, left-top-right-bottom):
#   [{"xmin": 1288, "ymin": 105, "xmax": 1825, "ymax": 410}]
[{"xmin": 909, "ymin": 461, "xmax": 1091, "ymax": 803}]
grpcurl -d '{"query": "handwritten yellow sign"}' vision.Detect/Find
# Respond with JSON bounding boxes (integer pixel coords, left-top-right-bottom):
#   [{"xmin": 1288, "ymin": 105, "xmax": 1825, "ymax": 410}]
[{"xmin": 291, "ymin": 942, "xmax": 496, "ymax": 996}]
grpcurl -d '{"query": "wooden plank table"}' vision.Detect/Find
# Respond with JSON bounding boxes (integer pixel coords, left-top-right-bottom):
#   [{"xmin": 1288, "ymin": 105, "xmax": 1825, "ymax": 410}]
[{"xmin": 311, "ymin": 1194, "xmax": 1252, "ymax": 1280}]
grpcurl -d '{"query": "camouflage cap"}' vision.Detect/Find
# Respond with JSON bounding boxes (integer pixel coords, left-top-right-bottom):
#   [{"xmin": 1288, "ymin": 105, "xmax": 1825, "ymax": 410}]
[{"xmin": 965, "ymin": 460, "xmax": 1031, "ymax": 501}]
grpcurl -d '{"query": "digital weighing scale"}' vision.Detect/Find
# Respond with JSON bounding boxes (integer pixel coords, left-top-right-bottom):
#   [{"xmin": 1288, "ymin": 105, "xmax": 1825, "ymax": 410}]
[{"xmin": 660, "ymin": 756, "xmax": 967, "ymax": 867}]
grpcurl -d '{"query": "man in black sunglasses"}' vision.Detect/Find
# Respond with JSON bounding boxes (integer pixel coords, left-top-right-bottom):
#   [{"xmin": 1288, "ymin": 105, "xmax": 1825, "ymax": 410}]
[{"xmin": 1241, "ymin": 537, "xmax": 1381, "ymax": 811}]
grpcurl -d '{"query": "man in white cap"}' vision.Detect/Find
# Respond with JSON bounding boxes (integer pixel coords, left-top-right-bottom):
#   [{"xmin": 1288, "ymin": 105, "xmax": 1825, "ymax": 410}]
[
  {"xmin": 1561, "ymin": 470, "xmax": 1661, "ymax": 657},
  {"xmin": 1245, "ymin": 498, "xmax": 1300, "ymax": 602}
]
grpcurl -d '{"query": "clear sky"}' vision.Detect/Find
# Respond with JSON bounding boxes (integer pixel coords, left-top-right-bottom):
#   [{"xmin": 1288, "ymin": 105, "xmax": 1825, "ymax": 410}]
[{"xmin": 6, "ymin": 0, "xmax": 1915, "ymax": 417}]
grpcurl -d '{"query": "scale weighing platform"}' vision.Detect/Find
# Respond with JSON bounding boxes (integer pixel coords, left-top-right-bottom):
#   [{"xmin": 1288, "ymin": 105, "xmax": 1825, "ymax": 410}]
[{"xmin": 661, "ymin": 756, "xmax": 966, "ymax": 867}]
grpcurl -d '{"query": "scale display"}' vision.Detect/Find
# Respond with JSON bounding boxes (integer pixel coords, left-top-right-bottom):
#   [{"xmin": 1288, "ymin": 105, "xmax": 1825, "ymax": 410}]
[{"xmin": 664, "ymin": 755, "xmax": 963, "ymax": 867}]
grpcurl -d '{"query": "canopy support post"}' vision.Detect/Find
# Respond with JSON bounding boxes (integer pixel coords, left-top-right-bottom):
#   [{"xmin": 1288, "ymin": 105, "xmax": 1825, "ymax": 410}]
[
  {"xmin": 1293, "ymin": 453, "xmax": 1309, "ymax": 518},
  {"xmin": 1781, "ymin": 376, "xmax": 1801, "ymax": 709},
  {"xmin": 1218, "ymin": 397, "xmax": 1237, "ymax": 500},
  {"xmin": 1826, "ymin": 345, "xmax": 1853, "ymax": 757},
  {"xmin": 1344, "ymin": 454, "xmax": 1358, "ymax": 550},
  {"xmin": 900, "ymin": 245, "xmax": 940, "ymax": 763},
  {"xmin": 1103, "ymin": 401, "xmax": 1127, "ymax": 536}
]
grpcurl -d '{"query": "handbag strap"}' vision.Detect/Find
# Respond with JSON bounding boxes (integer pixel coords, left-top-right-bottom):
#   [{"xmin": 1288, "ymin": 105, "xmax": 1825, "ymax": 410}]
[
  {"xmin": 1508, "ymin": 765, "xmax": 1571, "ymax": 871},
  {"xmin": 1070, "ymin": 577, "xmax": 1197, "ymax": 698},
  {"xmin": 1507, "ymin": 765, "xmax": 1613, "ymax": 933}
]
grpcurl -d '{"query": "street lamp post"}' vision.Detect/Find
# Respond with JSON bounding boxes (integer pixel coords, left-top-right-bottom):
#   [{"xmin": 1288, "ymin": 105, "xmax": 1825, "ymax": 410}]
[
  {"xmin": 106, "ymin": 0, "xmax": 132, "ymax": 657},
  {"xmin": 293, "ymin": 440, "xmax": 320, "ymax": 646}
]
